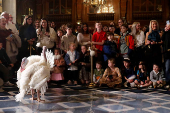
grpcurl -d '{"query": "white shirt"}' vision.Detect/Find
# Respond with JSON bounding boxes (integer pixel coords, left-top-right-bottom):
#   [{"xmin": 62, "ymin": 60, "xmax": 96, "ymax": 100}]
[
  {"xmin": 67, "ymin": 50, "xmax": 78, "ymax": 71},
  {"xmin": 133, "ymin": 31, "xmax": 145, "ymax": 47},
  {"xmin": 5, "ymin": 22, "xmax": 19, "ymax": 35}
]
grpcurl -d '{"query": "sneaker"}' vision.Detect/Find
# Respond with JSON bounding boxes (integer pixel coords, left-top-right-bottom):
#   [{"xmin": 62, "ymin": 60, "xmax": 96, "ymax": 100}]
[
  {"xmin": 165, "ymin": 85, "xmax": 170, "ymax": 89},
  {"xmin": 157, "ymin": 84, "xmax": 163, "ymax": 88},
  {"xmin": 124, "ymin": 81, "xmax": 128, "ymax": 88},
  {"xmin": 3, "ymin": 81, "xmax": 14, "ymax": 86},
  {"xmin": 148, "ymin": 85, "xmax": 152, "ymax": 89}
]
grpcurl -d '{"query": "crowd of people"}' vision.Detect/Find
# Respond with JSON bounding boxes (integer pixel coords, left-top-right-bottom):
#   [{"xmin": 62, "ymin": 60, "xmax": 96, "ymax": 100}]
[{"xmin": 0, "ymin": 12, "xmax": 170, "ymax": 90}]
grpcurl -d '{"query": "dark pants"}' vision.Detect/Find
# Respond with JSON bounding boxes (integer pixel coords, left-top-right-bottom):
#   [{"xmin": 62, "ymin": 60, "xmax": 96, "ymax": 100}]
[
  {"xmin": 68, "ymin": 70, "xmax": 78, "ymax": 81},
  {"xmin": 0, "ymin": 64, "xmax": 10, "ymax": 82}
]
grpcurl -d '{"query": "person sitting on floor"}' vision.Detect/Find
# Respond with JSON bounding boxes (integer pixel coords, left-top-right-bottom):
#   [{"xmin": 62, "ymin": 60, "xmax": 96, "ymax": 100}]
[
  {"xmin": 150, "ymin": 63, "xmax": 163, "ymax": 88},
  {"xmin": 99, "ymin": 58, "xmax": 122, "ymax": 88}
]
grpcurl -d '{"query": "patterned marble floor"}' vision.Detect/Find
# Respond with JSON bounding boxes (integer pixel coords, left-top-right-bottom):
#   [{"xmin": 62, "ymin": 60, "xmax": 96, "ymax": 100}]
[{"xmin": 0, "ymin": 84, "xmax": 170, "ymax": 113}]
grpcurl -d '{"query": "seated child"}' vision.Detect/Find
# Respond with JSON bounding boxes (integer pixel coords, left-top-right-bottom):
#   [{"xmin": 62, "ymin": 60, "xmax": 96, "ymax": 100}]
[
  {"xmin": 122, "ymin": 56, "xmax": 136, "ymax": 87},
  {"xmin": 64, "ymin": 42, "xmax": 79, "ymax": 85},
  {"xmin": 78, "ymin": 45, "xmax": 91, "ymax": 85},
  {"xmin": 103, "ymin": 32, "xmax": 117, "ymax": 67},
  {"xmin": 134, "ymin": 61, "xmax": 152, "ymax": 88},
  {"xmin": 100, "ymin": 58, "xmax": 122, "ymax": 88},
  {"xmin": 51, "ymin": 48, "xmax": 65, "ymax": 82},
  {"xmin": 150, "ymin": 63, "xmax": 163, "ymax": 88},
  {"xmin": 0, "ymin": 43, "xmax": 14, "ymax": 86},
  {"xmin": 93, "ymin": 61, "xmax": 104, "ymax": 84}
]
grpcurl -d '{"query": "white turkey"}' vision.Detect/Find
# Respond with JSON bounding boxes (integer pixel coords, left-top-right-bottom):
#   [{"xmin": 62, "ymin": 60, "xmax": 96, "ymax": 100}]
[{"xmin": 15, "ymin": 46, "xmax": 54, "ymax": 102}]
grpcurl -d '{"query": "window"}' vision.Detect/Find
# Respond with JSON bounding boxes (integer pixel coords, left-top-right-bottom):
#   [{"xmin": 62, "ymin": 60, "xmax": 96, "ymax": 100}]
[
  {"xmin": 132, "ymin": 0, "xmax": 163, "ymax": 20},
  {"xmin": 49, "ymin": 0, "xmax": 72, "ymax": 15},
  {"xmin": 133, "ymin": 0, "xmax": 162, "ymax": 12},
  {"xmin": 89, "ymin": 0, "xmax": 114, "ymax": 13}
]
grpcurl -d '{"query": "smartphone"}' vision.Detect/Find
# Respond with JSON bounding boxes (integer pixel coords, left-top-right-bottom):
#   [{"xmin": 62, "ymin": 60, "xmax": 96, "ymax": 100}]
[{"xmin": 166, "ymin": 20, "xmax": 170, "ymax": 25}]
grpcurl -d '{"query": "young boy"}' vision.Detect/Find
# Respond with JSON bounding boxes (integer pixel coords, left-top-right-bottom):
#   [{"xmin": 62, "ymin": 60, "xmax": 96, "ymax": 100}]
[
  {"xmin": 150, "ymin": 64, "xmax": 163, "ymax": 88},
  {"xmin": 117, "ymin": 24, "xmax": 134, "ymax": 56},
  {"xmin": 92, "ymin": 21, "xmax": 107, "ymax": 60},
  {"xmin": 122, "ymin": 56, "xmax": 136, "ymax": 87},
  {"xmin": 103, "ymin": 32, "xmax": 117, "ymax": 67},
  {"xmin": 61, "ymin": 24, "xmax": 78, "ymax": 53},
  {"xmin": 0, "ymin": 43, "xmax": 14, "ymax": 86},
  {"xmin": 93, "ymin": 61, "xmax": 104, "ymax": 84},
  {"xmin": 64, "ymin": 42, "xmax": 79, "ymax": 85}
]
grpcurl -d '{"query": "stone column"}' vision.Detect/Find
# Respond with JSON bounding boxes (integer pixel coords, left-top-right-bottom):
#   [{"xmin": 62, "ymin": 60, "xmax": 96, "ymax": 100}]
[{"xmin": 2, "ymin": 0, "xmax": 16, "ymax": 23}]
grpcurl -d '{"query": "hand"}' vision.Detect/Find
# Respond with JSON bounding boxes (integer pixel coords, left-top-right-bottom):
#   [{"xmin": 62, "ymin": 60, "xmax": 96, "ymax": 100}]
[
  {"xmin": 157, "ymin": 81, "xmax": 160, "ymax": 84},
  {"xmin": 27, "ymin": 40, "xmax": 33, "ymax": 45},
  {"xmin": 0, "ymin": 60, "xmax": 2, "ymax": 64},
  {"xmin": 81, "ymin": 62, "xmax": 86, "ymax": 65},
  {"xmin": 9, "ymin": 64, "xmax": 14, "ymax": 67},
  {"xmin": 45, "ymin": 32, "xmax": 50, "ymax": 36},
  {"xmin": 69, "ymin": 63, "xmax": 71, "ymax": 66},
  {"xmin": 165, "ymin": 26, "xmax": 169, "ymax": 31},
  {"xmin": 151, "ymin": 41, "xmax": 156, "ymax": 45},
  {"xmin": 87, "ymin": 41, "xmax": 91, "ymax": 44},
  {"xmin": 6, "ymin": 36, "xmax": 13, "ymax": 42},
  {"xmin": 146, "ymin": 40, "xmax": 151, "ymax": 45},
  {"xmin": 145, "ymin": 80, "xmax": 149, "ymax": 83},
  {"xmin": 72, "ymin": 61, "xmax": 75, "ymax": 64},
  {"xmin": 30, "ymin": 38, "xmax": 35, "ymax": 41}
]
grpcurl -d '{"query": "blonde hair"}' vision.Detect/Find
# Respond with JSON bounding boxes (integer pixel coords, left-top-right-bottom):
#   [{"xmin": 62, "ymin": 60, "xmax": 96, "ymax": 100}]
[
  {"xmin": 69, "ymin": 42, "xmax": 75, "ymax": 46},
  {"xmin": 149, "ymin": 20, "xmax": 159, "ymax": 33},
  {"xmin": 131, "ymin": 22, "xmax": 140, "ymax": 36}
]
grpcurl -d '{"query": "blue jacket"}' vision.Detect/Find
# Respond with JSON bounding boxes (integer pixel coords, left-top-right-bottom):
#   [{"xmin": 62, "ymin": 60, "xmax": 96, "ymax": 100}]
[
  {"xmin": 64, "ymin": 51, "xmax": 79, "ymax": 65},
  {"xmin": 103, "ymin": 40, "xmax": 117, "ymax": 61}
]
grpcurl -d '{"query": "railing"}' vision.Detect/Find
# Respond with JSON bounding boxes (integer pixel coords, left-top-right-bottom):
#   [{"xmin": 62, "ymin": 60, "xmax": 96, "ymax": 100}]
[
  {"xmin": 46, "ymin": 14, "xmax": 72, "ymax": 23},
  {"xmin": 88, "ymin": 13, "xmax": 115, "ymax": 21},
  {"xmin": 133, "ymin": 12, "xmax": 162, "ymax": 20}
]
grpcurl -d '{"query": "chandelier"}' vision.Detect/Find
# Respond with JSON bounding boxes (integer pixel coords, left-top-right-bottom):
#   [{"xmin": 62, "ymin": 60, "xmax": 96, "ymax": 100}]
[{"xmin": 83, "ymin": 0, "xmax": 106, "ymax": 6}]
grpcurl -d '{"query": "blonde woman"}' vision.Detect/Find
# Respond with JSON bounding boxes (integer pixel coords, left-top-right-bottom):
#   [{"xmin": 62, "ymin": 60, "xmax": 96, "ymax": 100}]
[{"xmin": 145, "ymin": 20, "xmax": 163, "ymax": 72}]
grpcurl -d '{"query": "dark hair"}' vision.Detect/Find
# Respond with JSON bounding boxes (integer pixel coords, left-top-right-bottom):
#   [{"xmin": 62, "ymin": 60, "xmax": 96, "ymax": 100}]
[
  {"xmin": 139, "ymin": 61, "xmax": 147, "ymax": 75},
  {"xmin": 81, "ymin": 23, "xmax": 89, "ymax": 34},
  {"xmin": 96, "ymin": 61, "xmax": 102, "ymax": 66},
  {"xmin": 107, "ymin": 32, "xmax": 114, "ymax": 36},
  {"xmin": 25, "ymin": 15, "xmax": 33, "ymax": 26},
  {"xmin": 121, "ymin": 24, "xmax": 128, "ymax": 29},
  {"xmin": 109, "ymin": 25, "xmax": 116, "ymax": 28},
  {"xmin": 57, "ymin": 29, "xmax": 63, "ymax": 33},
  {"xmin": 66, "ymin": 23, "xmax": 73, "ymax": 29},
  {"xmin": 118, "ymin": 18, "xmax": 124, "ymax": 23},
  {"xmin": 54, "ymin": 48, "xmax": 61, "ymax": 54},
  {"xmin": 40, "ymin": 18, "xmax": 50, "ymax": 32},
  {"xmin": 81, "ymin": 45, "xmax": 88, "ymax": 49},
  {"xmin": 153, "ymin": 63, "xmax": 160, "ymax": 68},
  {"xmin": 77, "ymin": 24, "xmax": 81, "ymax": 28}
]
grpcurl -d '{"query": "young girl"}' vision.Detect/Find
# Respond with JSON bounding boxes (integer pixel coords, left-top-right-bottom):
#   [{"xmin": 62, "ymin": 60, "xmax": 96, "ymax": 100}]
[
  {"xmin": 134, "ymin": 61, "xmax": 152, "ymax": 88},
  {"xmin": 93, "ymin": 61, "xmax": 104, "ymax": 84},
  {"xmin": 56, "ymin": 29, "xmax": 63, "ymax": 48},
  {"xmin": 51, "ymin": 48, "xmax": 65, "ymax": 82},
  {"xmin": 79, "ymin": 45, "xmax": 91, "ymax": 85},
  {"xmin": 100, "ymin": 58, "xmax": 122, "ymax": 88},
  {"xmin": 64, "ymin": 42, "xmax": 79, "ymax": 85}
]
